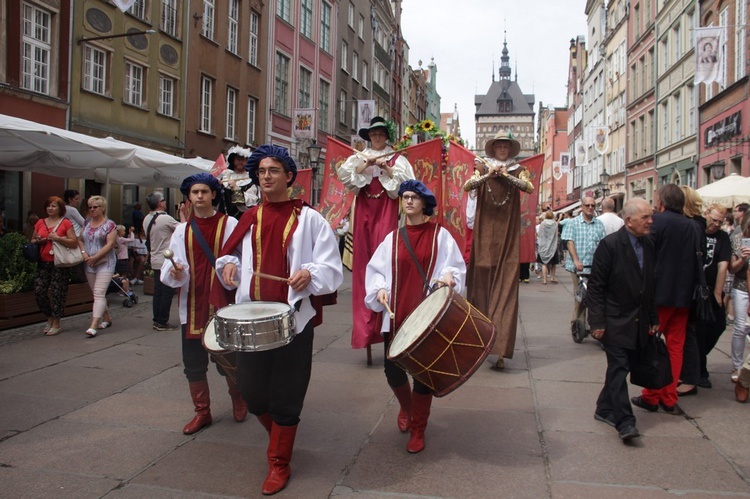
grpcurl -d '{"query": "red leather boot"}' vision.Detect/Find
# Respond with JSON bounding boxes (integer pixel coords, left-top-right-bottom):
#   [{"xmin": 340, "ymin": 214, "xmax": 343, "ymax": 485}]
[
  {"xmin": 391, "ymin": 383, "xmax": 412, "ymax": 432},
  {"xmin": 262, "ymin": 422, "xmax": 298, "ymax": 495},
  {"xmin": 407, "ymin": 392, "xmax": 432, "ymax": 453},
  {"xmin": 183, "ymin": 380, "xmax": 212, "ymax": 435},
  {"xmin": 257, "ymin": 413, "xmax": 273, "ymax": 433},
  {"xmin": 226, "ymin": 376, "xmax": 247, "ymax": 422}
]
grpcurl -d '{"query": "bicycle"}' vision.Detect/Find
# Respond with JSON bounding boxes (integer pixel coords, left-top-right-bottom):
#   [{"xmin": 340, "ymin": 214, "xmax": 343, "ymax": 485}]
[{"xmin": 571, "ymin": 268, "xmax": 591, "ymax": 343}]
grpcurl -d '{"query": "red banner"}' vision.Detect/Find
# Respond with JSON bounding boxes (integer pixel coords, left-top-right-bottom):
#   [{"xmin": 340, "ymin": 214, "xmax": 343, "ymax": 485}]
[
  {"xmin": 318, "ymin": 137, "xmax": 356, "ymax": 230},
  {"xmin": 443, "ymin": 141, "xmax": 476, "ymax": 255},
  {"xmin": 407, "ymin": 139, "xmax": 444, "ymax": 208},
  {"xmin": 290, "ymin": 169, "xmax": 312, "ymax": 204},
  {"xmin": 518, "ymin": 154, "xmax": 544, "ymax": 263}
]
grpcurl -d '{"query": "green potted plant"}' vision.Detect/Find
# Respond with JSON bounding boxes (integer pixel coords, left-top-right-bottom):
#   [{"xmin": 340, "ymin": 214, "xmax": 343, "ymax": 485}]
[{"xmin": 0, "ymin": 233, "xmax": 36, "ymax": 294}]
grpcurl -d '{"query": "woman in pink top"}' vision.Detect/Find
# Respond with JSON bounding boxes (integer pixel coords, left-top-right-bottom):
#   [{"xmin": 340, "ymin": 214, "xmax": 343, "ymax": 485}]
[{"xmin": 30, "ymin": 196, "xmax": 78, "ymax": 336}]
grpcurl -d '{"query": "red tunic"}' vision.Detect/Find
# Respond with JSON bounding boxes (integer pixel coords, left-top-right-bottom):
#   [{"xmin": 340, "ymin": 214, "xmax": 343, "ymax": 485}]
[{"xmin": 185, "ymin": 212, "xmax": 230, "ymax": 339}]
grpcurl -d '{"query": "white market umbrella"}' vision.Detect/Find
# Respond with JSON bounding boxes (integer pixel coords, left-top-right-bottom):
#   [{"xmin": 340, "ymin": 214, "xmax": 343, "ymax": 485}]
[{"xmin": 696, "ymin": 174, "xmax": 750, "ymax": 207}]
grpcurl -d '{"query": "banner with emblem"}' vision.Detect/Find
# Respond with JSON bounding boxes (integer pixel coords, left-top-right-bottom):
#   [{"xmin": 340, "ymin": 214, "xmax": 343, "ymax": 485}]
[
  {"xmin": 318, "ymin": 137, "xmax": 356, "ymax": 230},
  {"xmin": 357, "ymin": 100, "xmax": 375, "ymax": 131},
  {"xmin": 694, "ymin": 26, "xmax": 724, "ymax": 86},
  {"xmin": 560, "ymin": 153, "xmax": 571, "ymax": 174},
  {"xmin": 210, "ymin": 153, "xmax": 227, "ymax": 178},
  {"xmin": 519, "ymin": 154, "xmax": 544, "ymax": 263},
  {"xmin": 113, "ymin": 0, "xmax": 136, "ymax": 11},
  {"xmin": 292, "ymin": 109, "xmax": 315, "ymax": 139},
  {"xmin": 407, "ymin": 139, "xmax": 443, "ymax": 209},
  {"xmin": 290, "ymin": 169, "xmax": 312, "ymax": 204},
  {"xmin": 592, "ymin": 126, "xmax": 609, "ymax": 156},
  {"xmin": 575, "ymin": 139, "xmax": 587, "ymax": 165},
  {"xmin": 443, "ymin": 141, "xmax": 476, "ymax": 255}
]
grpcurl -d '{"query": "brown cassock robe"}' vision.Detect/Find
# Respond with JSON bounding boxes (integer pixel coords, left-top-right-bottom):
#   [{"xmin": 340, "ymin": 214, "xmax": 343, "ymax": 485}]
[{"xmin": 466, "ymin": 166, "xmax": 526, "ymax": 359}]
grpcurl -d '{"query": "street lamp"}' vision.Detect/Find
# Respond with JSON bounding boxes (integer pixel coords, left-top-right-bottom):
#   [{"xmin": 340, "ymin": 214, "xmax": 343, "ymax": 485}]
[
  {"xmin": 600, "ymin": 168, "xmax": 611, "ymax": 197},
  {"xmin": 308, "ymin": 140, "xmax": 322, "ymax": 205},
  {"xmin": 77, "ymin": 29, "xmax": 156, "ymax": 45}
]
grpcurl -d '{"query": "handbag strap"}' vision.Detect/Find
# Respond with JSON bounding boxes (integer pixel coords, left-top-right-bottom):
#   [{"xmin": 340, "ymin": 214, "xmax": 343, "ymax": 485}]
[
  {"xmin": 399, "ymin": 226, "xmax": 431, "ymax": 291},
  {"xmin": 694, "ymin": 233, "xmax": 709, "ymax": 288},
  {"xmin": 189, "ymin": 218, "xmax": 216, "ymax": 268}
]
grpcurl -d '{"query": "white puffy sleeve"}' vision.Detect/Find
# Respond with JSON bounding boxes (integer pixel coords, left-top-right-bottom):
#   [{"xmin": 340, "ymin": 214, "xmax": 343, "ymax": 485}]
[
  {"xmin": 465, "ymin": 190, "xmax": 477, "ymax": 230},
  {"xmin": 160, "ymin": 223, "xmax": 190, "ymax": 288},
  {"xmin": 338, "ymin": 152, "xmax": 372, "ymax": 192},
  {"xmin": 432, "ymin": 227, "xmax": 467, "ymax": 295},
  {"xmin": 364, "ymin": 232, "xmax": 394, "ymax": 313},
  {"xmin": 297, "ymin": 210, "xmax": 344, "ymax": 297},
  {"xmin": 379, "ymin": 153, "xmax": 415, "ymax": 196}
]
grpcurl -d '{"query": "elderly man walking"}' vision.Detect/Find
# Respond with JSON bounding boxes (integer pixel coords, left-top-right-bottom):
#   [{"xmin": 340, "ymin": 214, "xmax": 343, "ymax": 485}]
[
  {"xmin": 597, "ymin": 197, "xmax": 625, "ymax": 236},
  {"xmin": 588, "ymin": 198, "xmax": 658, "ymax": 441},
  {"xmin": 561, "ymin": 196, "xmax": 605, "ymax": 337}
]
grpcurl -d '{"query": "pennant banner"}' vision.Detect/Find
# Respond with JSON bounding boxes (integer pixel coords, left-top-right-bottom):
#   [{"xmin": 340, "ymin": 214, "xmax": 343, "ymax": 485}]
[
  {"xmin": 113, "ymin": 0, "xmax": 136, "ymax": 12},
  {"xmin": 318, "ymin": 137, "xmax": 356, "ymax": 230},
  {"xmin": 552, "ymin": 161, "xmax": 563, "ymax": 181},
  {"xmin": 593, "ymin": 126, "xmax": 609, "ymax": 156},
  {"xmin": 519, "ymin": 154, "xmax": 544, "ymax": 263},
  {"xmin": 694, "ymin": 26, "xmax": 724, "ymax": 86},
  {"xmin": 575, "ymin": 139, "xmax": 587, "ymax": 165},
  {"xmin": 290, "ymin": 169, "xmax": 312, "ymax": 204},
  {"xmin": 210, "ymin": 153, "xmax": 227, "ymax": 178},
  {"xmin": 407, "ymin": 139, "xmax": 444, "ymax": 210},
  {"xmin": 443, "ymin": 141, "xmax": 477, "ymax": 255},
  {"xmin": 560, "ymin": 153, "xmax": 571, "ymax": 174},
  {"xmin": 357, "ymin": 100, "xmax": 375, "ymax": 131}
]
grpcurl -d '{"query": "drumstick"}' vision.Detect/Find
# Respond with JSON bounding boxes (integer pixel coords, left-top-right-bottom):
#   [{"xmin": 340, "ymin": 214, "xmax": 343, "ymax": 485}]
[
  {"xmin": 384, "ymin": 302, "xmax": 395, "ymax": 320},
  {"xmin": 162, "ymin": 249, "xmax": 178, "ymax": 267},
  {"xmin": 229, "ymin": 270, "xmax": 289, "ymax": 287}
]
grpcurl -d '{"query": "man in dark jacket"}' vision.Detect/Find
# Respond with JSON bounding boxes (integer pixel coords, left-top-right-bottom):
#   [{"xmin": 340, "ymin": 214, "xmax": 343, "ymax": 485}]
[
  {"xmin": 631, "ymin": 184, "xmax": 701, "ymax": 414},
  {"xmin": 589, "ymin": 198, "xmax": 659, "ymax": 441}
]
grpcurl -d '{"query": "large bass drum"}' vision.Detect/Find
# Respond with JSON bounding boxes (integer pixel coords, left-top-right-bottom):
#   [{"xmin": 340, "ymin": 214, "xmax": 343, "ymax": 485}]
[
  {"xmin": 388, "ymin": 286, "xmax": 496, "ymax": 397},
  {"xmin": 213, "ymin": 302, "xmax": 296, "ymax": 352}
]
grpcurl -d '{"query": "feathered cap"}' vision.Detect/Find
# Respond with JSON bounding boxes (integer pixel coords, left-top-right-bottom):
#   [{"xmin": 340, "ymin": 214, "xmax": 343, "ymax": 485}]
[
  {"xmin": 226, "ymin": 145, "xmax": 252, "ymax": 170},
  {"xmin": 180, "ymin": 173, "xmax": 223, "ymax": 205},
  {"xmin": 398, "ymin": 179, "xmax": 437, "ymax": 216},
  {"xmin": 484, "ymin": 129, "xmax": 521, "ymax": 158},
  {"xmin": 245, "ymin": 144, "xmax": 298, "ymax": 187}
]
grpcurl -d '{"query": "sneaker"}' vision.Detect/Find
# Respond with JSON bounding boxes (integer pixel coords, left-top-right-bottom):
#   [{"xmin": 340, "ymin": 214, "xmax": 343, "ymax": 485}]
[
  {"xmin": 132, "ymin": 278, "xmax": 143, "ymax": 285},
  {"xmin": 154, "ymin": 323, "xmax": 178, "ymax": 331},
  {"xmin": 732, "ymin": 370, "xmax": 739, "ymax": 383}
]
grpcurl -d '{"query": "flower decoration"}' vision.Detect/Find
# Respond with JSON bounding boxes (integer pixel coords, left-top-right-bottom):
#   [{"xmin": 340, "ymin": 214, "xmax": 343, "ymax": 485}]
[{"xmin": 394, "ymin": 119, "xmax": 448, "ymax": 151}]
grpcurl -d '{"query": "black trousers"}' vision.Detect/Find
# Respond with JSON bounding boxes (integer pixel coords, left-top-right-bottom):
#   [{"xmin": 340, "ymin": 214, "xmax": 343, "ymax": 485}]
[
  {"xmin": 680, "ymin": 321, "xmax": 701, "ymax": 385},
  {"xmin": 236, "ymin": 321, "xmax": 314, "ymax": 426},
  {"xmin": 596, "ymin": 343, "xmax": 637, "ymax": 430},
  {"xmin": 152, "ymin": 269, "xmax": 176, "ymax": 325},
  {"xmin": 383, "ymin": 332, "xmax": 430, "ymax": 395},
  {"xmin": 182, "ymin": 326, "xmax": 227, "ymax": 382},
  {"xmin": 519, "ymin": 263, "xmax": 530, "ymax": 280}
]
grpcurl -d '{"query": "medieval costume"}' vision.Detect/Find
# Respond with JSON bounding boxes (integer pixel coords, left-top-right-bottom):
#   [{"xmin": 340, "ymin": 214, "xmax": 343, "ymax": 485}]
[
  {"xmin": 338, "ymin": 117, "xmax": 415, "ymax": 349},
  {"xmin": 365, "ymin": 180, "xmax": 465, "ymax": 453},
  {"xmin": 464, "ymin": 130, "xmax": 534, "ymax": 369},
  {"xmin": 214, "ymin": 144, "xmax": 343, "ymax": 495},
  {"xmin": 221, "ymin": 145, "xmax": 260, "ymax": 218},
  {"xmin": 160, "ymin": 173, "xmax": 245, "ymax": 435}
]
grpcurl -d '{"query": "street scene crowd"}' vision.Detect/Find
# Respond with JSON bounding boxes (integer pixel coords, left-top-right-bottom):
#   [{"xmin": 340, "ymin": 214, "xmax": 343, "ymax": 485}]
[{"xmin": 2, "ymin": 124, "xmax": 750, "ymax": 496}]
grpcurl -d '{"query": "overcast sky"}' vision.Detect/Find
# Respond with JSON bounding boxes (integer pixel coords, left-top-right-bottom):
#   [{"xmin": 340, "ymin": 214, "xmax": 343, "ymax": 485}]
[{"xmin": 400, "ymin": 0, "xmax": 589, "ymax": 149}]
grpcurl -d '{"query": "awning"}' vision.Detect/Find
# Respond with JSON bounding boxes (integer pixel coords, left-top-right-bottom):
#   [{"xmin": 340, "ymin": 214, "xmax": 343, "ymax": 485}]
[
  {"xmin": 554, "ymin": 200, "xmax": 581, "ymax": 215},
  {"xmin": 0, "ymin": 113, "xmax": 212, "ymax": 187}
]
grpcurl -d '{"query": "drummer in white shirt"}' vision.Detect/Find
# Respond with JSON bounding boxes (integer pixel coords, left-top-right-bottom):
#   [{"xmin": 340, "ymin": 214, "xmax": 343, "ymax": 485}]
[
  {"xmin": 365, "ymin": 179, "xmax": 465, "ymax": 454},
  {"xmin": 597, "ymin": 197, "xmax": 625, "ymax": 236},
  {"xmin": 214, "ymin": 144, "xmax": 342, "ymax": 496}
]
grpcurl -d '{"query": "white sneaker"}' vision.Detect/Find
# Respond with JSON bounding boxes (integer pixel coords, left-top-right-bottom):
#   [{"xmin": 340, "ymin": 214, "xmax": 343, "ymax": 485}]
[{"xmin": 732, "ymin": 370, "xmax": 739, "ymax": 383}]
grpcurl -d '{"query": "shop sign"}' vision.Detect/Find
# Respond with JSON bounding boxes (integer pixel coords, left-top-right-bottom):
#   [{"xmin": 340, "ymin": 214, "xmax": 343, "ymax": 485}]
[{"xmin": 705, "ymin": 111, "xmax": 741, "ymax": 147}]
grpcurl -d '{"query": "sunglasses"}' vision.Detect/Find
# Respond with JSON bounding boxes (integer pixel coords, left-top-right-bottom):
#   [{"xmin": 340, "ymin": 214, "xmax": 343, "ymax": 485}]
[{"xmin": 583, "ymin": 203, "xmax": 596, "ymax": 208}]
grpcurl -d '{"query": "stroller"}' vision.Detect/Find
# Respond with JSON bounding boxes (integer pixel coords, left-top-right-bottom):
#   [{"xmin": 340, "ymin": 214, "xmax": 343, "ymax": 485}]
[
  {"xmin": 109, "ymin": 274, "xmax": 139, "ymax": 308},
  {"xmin": 571, "ymin": 269, "xmax": 591, "ymax": 343}
]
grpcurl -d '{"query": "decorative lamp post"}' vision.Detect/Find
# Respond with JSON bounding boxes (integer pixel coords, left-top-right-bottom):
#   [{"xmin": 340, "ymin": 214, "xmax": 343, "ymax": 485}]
[
  {"xmin": 600, "ymin": 168, "xmax": 611, "ymax": 197},
  {"xmin": 308, "ymin": 140, "xmax": 322, "ymax": 205}
]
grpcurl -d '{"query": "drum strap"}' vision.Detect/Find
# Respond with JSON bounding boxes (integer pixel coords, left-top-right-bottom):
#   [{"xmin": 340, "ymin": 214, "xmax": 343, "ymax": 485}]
[
  {"xmin": 399, "ymin": 226, "xmax": 431, "ymax": 292},
  {"xmin": 190, "ymin": 218, "xmax": 217, "ymax": 268}
]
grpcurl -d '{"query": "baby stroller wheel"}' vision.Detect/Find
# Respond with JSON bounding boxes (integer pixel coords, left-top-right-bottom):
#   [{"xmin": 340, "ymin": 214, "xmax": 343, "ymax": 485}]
[
  {"xmin": 572, "ymin": 320, "xmax": 586, "ymax": 343},
  {"xmin": 123, "ymin": 299, "xmax": 133, "ymax": 308}
]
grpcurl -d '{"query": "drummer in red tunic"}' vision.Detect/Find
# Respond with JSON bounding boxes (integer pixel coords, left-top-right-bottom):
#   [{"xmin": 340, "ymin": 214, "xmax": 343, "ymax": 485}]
[
  {"xmin": 338, "ymin": 117, "xmax": 415, "ymax": 351},
  {"xmin": 160, "ymin": 173, "xmax": 245, "ymax": 435},
  {"xmin": 215, "ymin": 144, "xmax": 343, "ymax": 495},
  {"xmin": 364, "ymin": 180, "xmax": 466, "ymax": 453}
]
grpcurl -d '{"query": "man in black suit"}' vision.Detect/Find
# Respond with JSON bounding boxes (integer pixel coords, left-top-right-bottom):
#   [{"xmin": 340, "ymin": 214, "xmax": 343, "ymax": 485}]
[
  {"xmin": 631, "ymin": 184, "xmax": 701, "ymax": 414},
  {"xmin": 589, "ymin": 198, "xmax": 659, "ymax": 441}
]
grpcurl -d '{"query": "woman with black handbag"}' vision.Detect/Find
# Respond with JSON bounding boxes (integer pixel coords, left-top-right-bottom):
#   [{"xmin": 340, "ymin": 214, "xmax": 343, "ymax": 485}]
[{"xmin": 30, "ymin": 196, "xmax": 78, "ymax": 336}]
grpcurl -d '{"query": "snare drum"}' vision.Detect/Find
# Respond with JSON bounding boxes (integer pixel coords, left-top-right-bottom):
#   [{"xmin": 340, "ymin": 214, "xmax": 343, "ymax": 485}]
[
  {"xmin": 213, "ymin": 302, "xmax": 296, "ymax": 352},
  {"xmin": 388, "ymin": 286, "xmax": 496, "ymax": 397},
  {"xmin": 202, "ymin": 318, "xmax": 238, "ymax": 384}
]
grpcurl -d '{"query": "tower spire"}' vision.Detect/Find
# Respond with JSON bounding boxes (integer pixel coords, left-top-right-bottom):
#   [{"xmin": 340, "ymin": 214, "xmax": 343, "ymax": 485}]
[{"xmin": 499, "ymin": 31, "xmax": 511, "ymax": 81}]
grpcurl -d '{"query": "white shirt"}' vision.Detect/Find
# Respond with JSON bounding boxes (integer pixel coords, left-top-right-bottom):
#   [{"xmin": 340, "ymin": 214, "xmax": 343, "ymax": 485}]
[
  {"xmin": 338, "ymin": 146, "xmax": 415, "ymax": 198},
  {"xmin": 214, "ymin": 206, "xmax": 344, "ymax": 334},
  {"xmin": 597, "ymin": 212, "xmax": 625, "ymax": 236}
]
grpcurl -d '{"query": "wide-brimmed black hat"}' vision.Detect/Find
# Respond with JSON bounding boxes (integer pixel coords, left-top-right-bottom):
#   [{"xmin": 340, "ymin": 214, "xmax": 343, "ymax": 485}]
[{"xmin": 358, "ymin": 116, "xmax": 392, "ymax": 142}]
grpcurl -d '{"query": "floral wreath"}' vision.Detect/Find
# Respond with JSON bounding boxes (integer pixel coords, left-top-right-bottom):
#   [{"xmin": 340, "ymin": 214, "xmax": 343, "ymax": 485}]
[{"xmin": 393, "ymin": 119, "xmax": 465, "ymax": 151}]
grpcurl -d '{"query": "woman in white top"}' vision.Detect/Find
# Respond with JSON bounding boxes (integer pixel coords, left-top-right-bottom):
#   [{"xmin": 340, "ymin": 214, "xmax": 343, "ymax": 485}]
[{"xmin": 64, "ymin": 189, "xmax": 85, "ymax": 238}]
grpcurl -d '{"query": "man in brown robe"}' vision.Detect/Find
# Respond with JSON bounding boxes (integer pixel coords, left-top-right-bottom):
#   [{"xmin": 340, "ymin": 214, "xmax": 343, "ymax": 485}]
[{"xmin": 464, "ymin": 130, "xmax": 534, "ymax": 370}]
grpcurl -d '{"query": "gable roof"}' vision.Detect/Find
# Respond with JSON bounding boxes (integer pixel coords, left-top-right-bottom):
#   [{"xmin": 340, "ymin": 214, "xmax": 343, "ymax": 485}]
[{"xmin": 475, "ymin": 80, "xmax": 535, "ymax": 117}]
